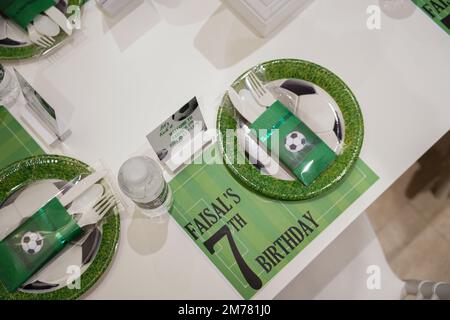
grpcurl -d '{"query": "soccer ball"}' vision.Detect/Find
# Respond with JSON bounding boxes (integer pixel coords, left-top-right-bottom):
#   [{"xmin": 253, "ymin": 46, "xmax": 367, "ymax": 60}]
[
  {"xmin": 277, "ymin": 79, "xmax": 344, "ymax": 152},
  {"xmin": 285, "ymin": 131, "xmax": 307, "ymax": 153},
  {"xmin": 21, "ymin": 232, "xmax": 44, "ymax": 255},
  {"xmin": 156, "ymin": 148, "xmax": 169, "ymax": 161},
  {"xmin": 172, "ymin": 98, "xmax": 198, "ymax": 122}
]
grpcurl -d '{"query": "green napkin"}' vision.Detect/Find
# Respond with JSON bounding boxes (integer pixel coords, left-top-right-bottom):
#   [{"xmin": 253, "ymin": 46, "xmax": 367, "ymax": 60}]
[
  {"xmin": 0, "ymin": 0, "xmax": 55, "ymax": 30},
  {"xmin": 0, "ymin": 106, "xmax": 43, "ymax": 169},
  {"xmin": 0, "ymin": 198, "xmax": 82, "ymax": 292},
  {"xmin": 251, "ymin": 101, "xmax": 337, "ymax": 186}
]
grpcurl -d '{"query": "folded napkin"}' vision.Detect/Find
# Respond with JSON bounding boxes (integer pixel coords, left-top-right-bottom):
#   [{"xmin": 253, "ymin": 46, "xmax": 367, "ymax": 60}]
[
  {"xmin": 251, "ymin": 101, "xmax": 337, "ymax": 186},
  {"xmin": 0, "ymin": 106, "xmax": 43, "ymax": 169},
  {"xmin": 0, "ymin": 198, "xmax": 82, "ymax": 292},
  {"xmin": 0, "ymin": 0, "xmax": 55, "ymax": 30}
]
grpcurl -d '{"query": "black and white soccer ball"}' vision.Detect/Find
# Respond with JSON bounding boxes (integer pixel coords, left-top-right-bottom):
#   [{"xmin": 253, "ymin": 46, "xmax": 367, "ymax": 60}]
[
  {"xmin": 21, "ymin": 232, "xmax": 44, "ymax": 255},
  {"xmin": 172, "ymin": 98, "xmax": 199, "ymax": 122},
  {"xmin": 277, "ymin": 79, "xmax": 343, "ymax": 145},
  {"xmin": 284, "ymin": 131, "xmax": 307, "ymax": 153}
]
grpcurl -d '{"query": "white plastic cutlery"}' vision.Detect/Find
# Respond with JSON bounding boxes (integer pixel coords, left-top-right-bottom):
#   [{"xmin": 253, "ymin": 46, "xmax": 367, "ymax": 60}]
[
  {"xmin": 0, "ymin": 172, "xmax": 109, "ymax": 242},
  {"xmin": 228, "ymin": 87, "xmax": 263, "ymax": 124},
  {"xmin": 27, "ymin": 23, "xmax": 54, "ymax": 48},
  {"xmin": 245, "ymin": 72, "xmax": 277, "ymax": 107},
  {"xmin": 75, "ymin": 191, "xmax": 117, "ymax": 228},
  {"xmin": 68, "ymin": 184, "xmax": 104, "ymax": 215},
  {"xmin": 59, "ymin": 170, "xmax": 107, "ymax": 207},
  {"xmin": 45, "ymin": 6, "xmax": 73, "ymax": 35},
  {"xmin": 33, "ymin": 14, "xmax": 60, "ymax": 37},
  {"xmin": 228, "ymin": 87, "xmax": 272, "ymax": 167}
]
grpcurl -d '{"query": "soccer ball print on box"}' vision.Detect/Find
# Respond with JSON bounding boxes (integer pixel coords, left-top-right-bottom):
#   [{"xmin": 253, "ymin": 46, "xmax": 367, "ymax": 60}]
[
  {"xmin": 284, "ymin": 131, "xmax": 307, "ymax": 153},
  {"xmin": 21, "ymin": 231, "xmax": 44, "ymax": 255}
]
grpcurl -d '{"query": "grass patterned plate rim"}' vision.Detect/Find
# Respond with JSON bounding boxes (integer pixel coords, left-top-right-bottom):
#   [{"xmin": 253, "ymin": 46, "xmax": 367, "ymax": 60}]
[
  {"xmin": 0, "ymin": 154, "xmax": 120, "ymax": 300},
  {"xmin": 0, "ymin": 0, "xmax": 85, "ymax": 61},
  {"xmin": 216, "ymin": 58, "xmax": 364, "ymax": 201}
]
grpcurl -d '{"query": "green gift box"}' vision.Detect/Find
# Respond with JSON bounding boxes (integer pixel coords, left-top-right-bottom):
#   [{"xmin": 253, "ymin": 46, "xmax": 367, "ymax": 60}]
[
  {"xmin": 0, "ymin": 198, "xmax": 82, "ymax": 292},
  {"xmin": 0, "ymin": 0, "xmax": 55, "ymax": 30},
  {"xmin": 251, "ymin": 101, "xmax": 337, "ymax": 186}
]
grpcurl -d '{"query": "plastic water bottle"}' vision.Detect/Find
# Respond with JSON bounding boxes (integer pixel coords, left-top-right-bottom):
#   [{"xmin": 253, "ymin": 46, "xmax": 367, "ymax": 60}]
[
  {"xmin": 0, "ymin": 65, "xmax": 20, "ymax": 109},
  {"xmin": 118, "ymin": 156, "xmax": 173, "ymax": 217}
]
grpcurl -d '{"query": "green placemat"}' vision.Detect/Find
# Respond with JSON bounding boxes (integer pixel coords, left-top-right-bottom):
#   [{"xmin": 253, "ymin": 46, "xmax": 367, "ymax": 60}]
[
  {"xmin": 169, "ymin": 145, "xmax": 378, "ymax": 299},
  {"xmin": 0, "ymin": 106, "xmax": 43, "ymax": 168},
  {"xmin": 412, "ymin": 0, "xmax": 450, "ymax": 35}
]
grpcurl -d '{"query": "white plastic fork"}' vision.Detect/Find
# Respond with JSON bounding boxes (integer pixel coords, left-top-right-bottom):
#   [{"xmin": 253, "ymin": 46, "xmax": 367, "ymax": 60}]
[
  {"xmin": 27, "ymin": 23, "xmax": 55, "ymax": 48},
  {"xmin": 246, "ymin": 72, "xmax": 276, "ymax": 107},
  {"xmin": 76, "ymin": 191, "xmax": 118, "ymax": 227}
]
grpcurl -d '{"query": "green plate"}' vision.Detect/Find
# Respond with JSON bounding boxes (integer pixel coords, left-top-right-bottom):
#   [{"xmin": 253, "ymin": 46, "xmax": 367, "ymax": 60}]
[
  {"xmin": 0, "ymin": 0, "xmax": 86, "ymax": 61},
  {"xmin": 0, "ymin": 155, "xmax": 120, "ymax": 300},
  {"xmin": 217, "ymin": 59, "xmax": 364, "ymax": 201}
]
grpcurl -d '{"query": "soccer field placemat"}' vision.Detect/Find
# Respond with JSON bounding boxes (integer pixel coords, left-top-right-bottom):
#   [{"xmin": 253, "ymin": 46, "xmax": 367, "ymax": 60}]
[
  {"xmin": 412, "ymin": 0, "xmax": 450, "ymax": 35},
  {"xmin": 0, "ymin": 106, "xmax": 43, "ymax": 169},
  {"xmin": 169, "ymin": 146, "xmax": 379, "ymax": 299}
]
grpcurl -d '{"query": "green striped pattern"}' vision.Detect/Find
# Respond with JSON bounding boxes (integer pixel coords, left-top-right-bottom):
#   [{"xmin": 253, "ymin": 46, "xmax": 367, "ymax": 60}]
[
  {"xmin": 412, "ymin": 0, "xmax": 450, "ymax": 35},
  {"xmin": 169, "ymin": 145, "xmax": 378, "ymax": 299},
  {"xmin": 0, "ymin": 106, "xmax": 43, "ymax": 168}
]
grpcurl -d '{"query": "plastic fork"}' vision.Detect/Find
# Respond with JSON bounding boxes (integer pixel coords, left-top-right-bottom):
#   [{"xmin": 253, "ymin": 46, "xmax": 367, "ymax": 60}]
[
  {"xmin": 27, "ymin": 24, "xmax": 55, "ymax": 48},
  {"xmin": 75, "ymin": 191, "xmax": 118, "ymax": 228},
  {"xmin": 245, "ymin": 72, "xmax": 276, "ymax": 107}
]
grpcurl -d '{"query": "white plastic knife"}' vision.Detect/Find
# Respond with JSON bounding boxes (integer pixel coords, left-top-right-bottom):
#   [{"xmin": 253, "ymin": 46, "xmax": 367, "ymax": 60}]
[
  {"xmin": 228, "ymin": 87, "xmax": 272, "ymax": 167},
  {"xmin": 59, "ymin": 170, "xmax": 107, "ymax": 206},
  {"xmin": 45, "ymin": 6, "xmax": 73, "ymax": 36}
]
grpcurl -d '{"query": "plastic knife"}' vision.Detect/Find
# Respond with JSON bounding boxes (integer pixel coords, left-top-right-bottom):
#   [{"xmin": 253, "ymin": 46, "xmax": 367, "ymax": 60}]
[
  {"xmin": 45, "ymin": 6, "xmax": 73, "ymax": 36},
  {"xmin": 59, "ymin": 170, "xmax": 107, "ymax": 207}
]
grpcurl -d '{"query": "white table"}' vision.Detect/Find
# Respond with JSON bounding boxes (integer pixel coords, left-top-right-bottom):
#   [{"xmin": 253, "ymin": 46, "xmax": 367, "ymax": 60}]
[{"xmin": 9, "ymin": 0, "xmax": 450, "ymax": 299}]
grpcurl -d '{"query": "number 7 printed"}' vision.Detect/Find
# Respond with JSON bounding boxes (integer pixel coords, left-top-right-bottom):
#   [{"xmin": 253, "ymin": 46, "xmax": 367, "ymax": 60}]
[{"xmin": 203, "ymin": 225, "xmax": 262, "ymax": 290}]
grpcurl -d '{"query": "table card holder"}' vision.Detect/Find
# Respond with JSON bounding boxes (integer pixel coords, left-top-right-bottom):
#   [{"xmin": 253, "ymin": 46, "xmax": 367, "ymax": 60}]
[
  {"xmin": 223, "ymin": 0, "xmax": 312, "ymax": 37},
  {"xmin": 14, "ymin": 69, "xmax": 73, "ymax": 147},
  {"xmin": 147, "ymin": 97, "xmax": 213, "ymax": 174}
]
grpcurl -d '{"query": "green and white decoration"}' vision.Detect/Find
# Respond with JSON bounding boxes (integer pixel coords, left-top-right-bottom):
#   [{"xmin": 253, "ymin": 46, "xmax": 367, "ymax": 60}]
[
  {"xmin": 0, "ymin": 107, "xmax": 120, "ymax": 300},
  {"xmin": 169, "ymin": 145, "xmax": 378, "ymax": 299},
  {"xmin": 217, "ymin": 59, "xmax": 365, "ymax": 201},
  {"xmin": 0, "ymin": 0, "xmax": 87, "ymax": 60}
]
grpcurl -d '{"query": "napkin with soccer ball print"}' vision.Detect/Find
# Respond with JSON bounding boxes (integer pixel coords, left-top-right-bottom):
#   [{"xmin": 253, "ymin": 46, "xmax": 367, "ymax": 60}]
[
  {"xmin": 0, "ymin": 198, "xmax": 82, "ymax": 292},
  {"xmin": 250, "ymin": 101, "xmax": 337, "ymax": 186}
]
